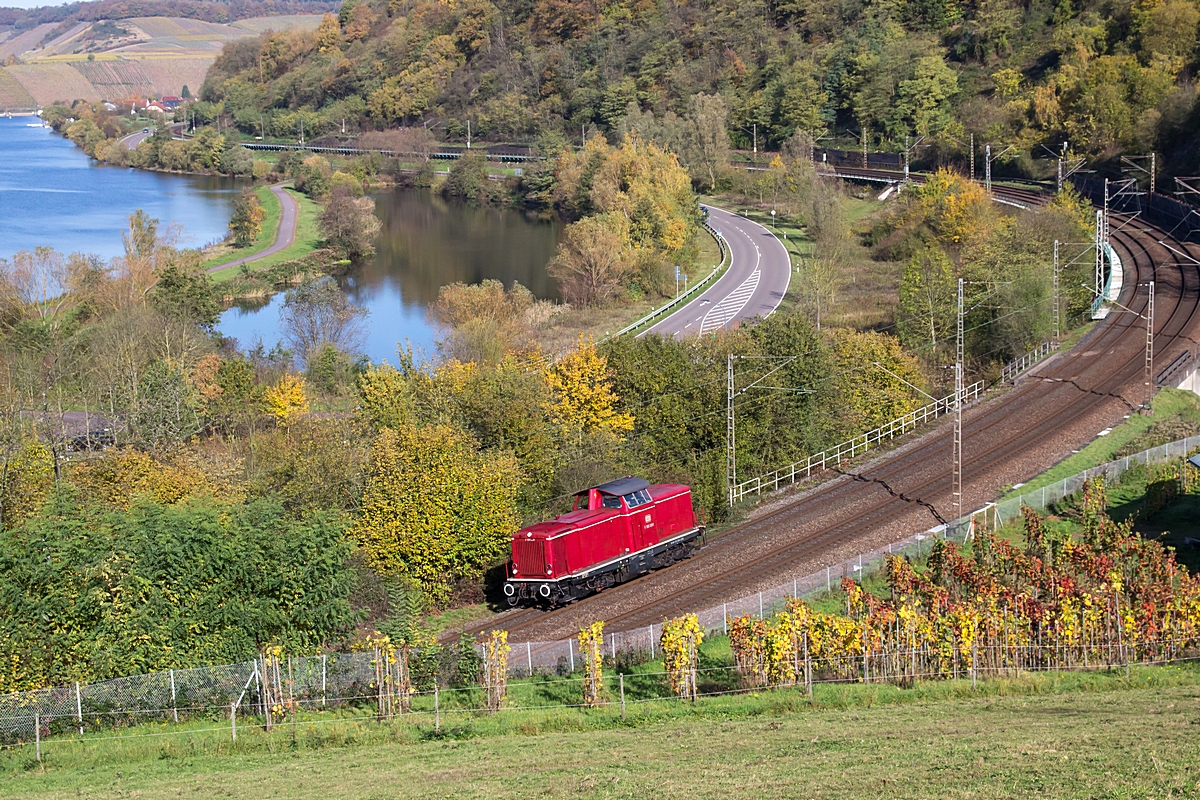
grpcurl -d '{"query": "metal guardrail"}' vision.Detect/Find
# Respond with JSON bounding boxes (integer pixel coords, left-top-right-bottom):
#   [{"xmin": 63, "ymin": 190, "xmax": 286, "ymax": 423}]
[
  {"xmin": 602, "ymin": 223, "xmax": 729, "ymax": 341},
  {"xmin": 1001, "ymin": 340, "xmax": 1059, "ymax": 384},
  {"xmin": 731, "ymin": 380, "xmax": 986, "ymax": 503}
]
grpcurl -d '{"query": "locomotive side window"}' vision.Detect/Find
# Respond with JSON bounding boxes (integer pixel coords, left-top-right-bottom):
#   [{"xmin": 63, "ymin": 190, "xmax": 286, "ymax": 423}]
[
  {"xmin": 624, "ymin": 490, "xmax": 652, "ymax": 508},
  {"xmin": 602, "ymin": 494, "xmax": 623, "ymax": 510}
]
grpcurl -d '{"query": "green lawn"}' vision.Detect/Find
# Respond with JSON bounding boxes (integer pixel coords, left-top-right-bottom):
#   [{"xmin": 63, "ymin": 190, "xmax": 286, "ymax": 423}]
[
  {"xmin": 201, "ymin": 185, "xmax": 281, "ymax": 270},
  {"xmin": 4, "ymin": 665, "xmax": 1199, "ymax": 799},
  {"xmin": 210, "ymin": 188, "xmax": 323, "ymax": 284}
]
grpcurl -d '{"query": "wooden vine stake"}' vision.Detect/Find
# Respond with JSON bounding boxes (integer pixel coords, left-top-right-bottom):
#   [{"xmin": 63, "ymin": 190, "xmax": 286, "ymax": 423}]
[
  {"xmin": 660, "ymin": 614, "xmax": 704, "ymax": 701},
  {"xmin": 259, "ymin": 646, "xmax": 288, "ymax": 732},
  {"xmin": 483, "ymin": 630, "xmax": 510, "ymax": 714},
  {"xmin": 577, "ymin": 621, "xmax": 605, "ymax": 708},
  {"xmin": 370, "ymin": 632, "xmax": 401, "ymax": 721}
]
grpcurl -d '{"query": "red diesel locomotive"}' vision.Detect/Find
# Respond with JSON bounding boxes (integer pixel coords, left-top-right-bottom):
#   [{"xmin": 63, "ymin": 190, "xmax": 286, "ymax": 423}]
[{"xmin": 503, "ymin": 477, "xmax": 705, "ymax": 606}]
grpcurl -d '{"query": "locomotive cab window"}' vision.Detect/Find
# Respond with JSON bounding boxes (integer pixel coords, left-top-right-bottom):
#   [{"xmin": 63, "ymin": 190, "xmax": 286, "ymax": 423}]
[
  {"xmin": 601, "ymin": 494, "xmax": 623, "ymax": 510},
  {"xmin": 624, "ymin": 490, "xmax": 652, "ymax": 507}
]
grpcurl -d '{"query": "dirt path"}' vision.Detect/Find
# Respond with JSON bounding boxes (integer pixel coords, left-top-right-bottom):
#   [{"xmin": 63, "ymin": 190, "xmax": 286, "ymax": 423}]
[{"xmin": 208, "ymin": 183, "xmax": 299, "ymax": 273}]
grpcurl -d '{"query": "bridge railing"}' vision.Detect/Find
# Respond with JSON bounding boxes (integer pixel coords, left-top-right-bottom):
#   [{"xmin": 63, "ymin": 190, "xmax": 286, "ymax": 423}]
[{"xmin": 731, "ymin": 380, "xmax": 986, "ymax": 504}]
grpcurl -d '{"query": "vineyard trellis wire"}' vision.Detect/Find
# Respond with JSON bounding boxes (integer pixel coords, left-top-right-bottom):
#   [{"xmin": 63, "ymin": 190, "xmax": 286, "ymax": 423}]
[{"xmin": 3, "ymin": 434, "xmax": 1197, "ymax": 745}]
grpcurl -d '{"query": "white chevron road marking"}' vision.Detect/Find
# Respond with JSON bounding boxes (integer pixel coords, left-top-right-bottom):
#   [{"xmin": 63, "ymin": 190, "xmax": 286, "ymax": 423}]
[{"xmin": 700, "ymin": 267, "xmax": 760, "ymax": 333}]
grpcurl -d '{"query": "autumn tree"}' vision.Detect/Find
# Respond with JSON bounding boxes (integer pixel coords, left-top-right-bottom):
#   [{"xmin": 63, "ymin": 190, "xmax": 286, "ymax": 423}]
[
  {"xmin": 428, "ymin": 280, "xmax": 547, "ymax": 362},
  {"xmin": 263, "ymin": 373, "xmax": 310, "ymax": 427},
  {"xmin": 899, "ymin": 245, "xmax": 956, "ymax": 352},
  {"xmin": 547, "ymin": 215, "xmax": 631, "ymax": 306},
  {"xmin": 824, "ymin": 329, "xmax": 928, "ymax": 431},
  {"xmin": 545, "ymin": 338, "xmax": 634, "ymax": 443},
  {"xmin": 228, "ymin": 188, "xmax": 266, "ymax": 248},
  {"xmin": 353, "ymin": 422, "xmax": 522, "ymax": 603},
  {"xmin": 318, "ymin": 186, "xmax": 382, "ymax": 261}
]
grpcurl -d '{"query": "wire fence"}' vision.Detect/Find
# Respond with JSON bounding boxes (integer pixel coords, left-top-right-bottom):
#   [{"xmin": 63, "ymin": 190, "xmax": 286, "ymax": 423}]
[
  {"xmin": 7, "ymin": 643, "xmax": 1198, "ymax": 756},
  {"xmin": 4, "ymin": 434, "xmax": 1198, "ymax": 747}
]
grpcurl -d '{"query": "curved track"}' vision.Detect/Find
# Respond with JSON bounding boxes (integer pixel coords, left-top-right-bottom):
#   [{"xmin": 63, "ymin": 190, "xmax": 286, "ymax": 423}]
[{"xmin": 457, "ymin": 182, "xmax": 1200, "ymax": 643}]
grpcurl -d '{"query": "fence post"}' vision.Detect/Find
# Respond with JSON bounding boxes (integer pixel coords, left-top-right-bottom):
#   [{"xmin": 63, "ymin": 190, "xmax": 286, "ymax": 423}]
[
  {"xmin": 759, "ymin": 592, "xmax": 763, "ymax": 618},
  {"xmin": 723, "ymin": 603, "xmax": 728, "ymax": 635},
  {"xmin": 971, "ymin": 638, "xmax": 977, "ymax": 691},
  {"xmin": 322, "ymin": 654, "xmax": 327, "ymax": 708},
  {"xmin": 34, "ymin": 712, "xmax": 40, "ymax": 762},
  {"xmin": 434, "ymin": 686, "xmax": 440, "ymax": 734},
  {"xmin": 569, "ymin": 641, "xmax": 575, "ymax": 673},
  {"xmin": 620, "ymin": 674, "xmax": 626, "ymax": 721},
  {"xmin": 527, "ymin": 641, "xmax": 533, "ymax": 675},
  {"xmin": 230, "ymin": 702, "xmax": 237, "ymax": 741},
  {"xmin": 826, "ymin": 566, "xmax": 831, "ymax": 592},
  {"xmin": 649, "ymin": 625, "xmax": 655, "ymax": 659},
  {"xmin": 75, "ymin": 681, "xmax": 83, "ymax": 735},
  {"xmin": 611, "ymin": 634, "xmax": 617, "ymax": 662},
  {"xmin": 804, "ymin": 631, "xmax": 812, "ymax": 700},
  {"xmin": 170, "ymin": 669, "xmax": 178, "ymax": 723},
  {"xmin": 793, "ymin": 577, "xmax": 798, "ymax": 599}
]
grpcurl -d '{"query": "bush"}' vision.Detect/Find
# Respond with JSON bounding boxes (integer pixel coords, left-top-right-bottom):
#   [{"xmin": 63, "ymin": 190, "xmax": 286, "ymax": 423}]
[{"xmin": 0, "ymin": 495, "xmax": 358, "ymax": 691}]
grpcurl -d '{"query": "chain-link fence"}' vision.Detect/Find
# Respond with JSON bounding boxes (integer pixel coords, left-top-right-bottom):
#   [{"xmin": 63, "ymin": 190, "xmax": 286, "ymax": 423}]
[{"xmin": 4, "ymin": 434, "xmax": 1197, "ymax": 745}]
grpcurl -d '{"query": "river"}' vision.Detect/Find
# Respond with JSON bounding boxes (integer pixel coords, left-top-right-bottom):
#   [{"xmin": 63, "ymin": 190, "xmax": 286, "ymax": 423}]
[
  {"xmin": 220, "ymin": 190, "xmax": 562, "ymax": 364},
  {"xmin": 0, "ymin": 116, "xmax": 239, "ymax": 259},
  {"xmin": 0, "ymin": 116, "xmax": 562, "ymax": 363}
]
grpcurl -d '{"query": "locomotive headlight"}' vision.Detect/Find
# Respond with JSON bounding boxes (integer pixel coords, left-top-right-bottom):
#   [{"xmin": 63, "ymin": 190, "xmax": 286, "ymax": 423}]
[{"xmin": 546, "ymin": 566, "xmax": 552, "ymax": 574}]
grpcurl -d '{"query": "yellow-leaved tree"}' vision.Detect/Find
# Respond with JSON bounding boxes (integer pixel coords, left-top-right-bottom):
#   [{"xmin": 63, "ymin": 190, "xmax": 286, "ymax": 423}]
[
  {"xmin": 352, "ymin": 422, "xmax": 521, "ymax": 604},
  {"xmin": 915, "ymin": 169, "xmax": 992, "ymax": 244},
  {"xmin": 545, "ymin": 338, "xmax": 634, "ymax": 444},
  {"xmin": 264, "ymin": 373, "xmax": 310, "ymax": 427},
  {"xmin": 356, "ymin": 364, "xmax": 414, "ymax": 431},
  {"xmin": 823, "ymin": 329, "xmax": 929, "ymax": 436}
]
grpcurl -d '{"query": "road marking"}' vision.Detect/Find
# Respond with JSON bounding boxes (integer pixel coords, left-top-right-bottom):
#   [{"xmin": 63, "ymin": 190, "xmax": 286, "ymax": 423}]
[{"xmin": 700, "ymin": 267, "xmax": 760, "ymax": 333}]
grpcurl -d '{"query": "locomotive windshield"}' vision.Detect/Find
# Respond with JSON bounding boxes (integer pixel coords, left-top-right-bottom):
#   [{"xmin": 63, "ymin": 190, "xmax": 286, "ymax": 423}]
[{"xmin": 602, "ymin": 495, "xmax": 623, "ymax": 510}]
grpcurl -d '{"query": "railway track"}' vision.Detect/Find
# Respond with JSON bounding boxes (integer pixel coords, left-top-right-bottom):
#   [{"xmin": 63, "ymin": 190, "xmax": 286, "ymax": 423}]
[{"xmin": 450, "ymin": 182, "xmax": 1200, "ymax": 643}]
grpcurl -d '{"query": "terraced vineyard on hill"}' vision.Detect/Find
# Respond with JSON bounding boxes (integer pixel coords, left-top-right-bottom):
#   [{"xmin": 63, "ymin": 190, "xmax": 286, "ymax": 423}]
[{"xmin": 0, "ymin": 14, "xmax": 322, "ymax": 108}]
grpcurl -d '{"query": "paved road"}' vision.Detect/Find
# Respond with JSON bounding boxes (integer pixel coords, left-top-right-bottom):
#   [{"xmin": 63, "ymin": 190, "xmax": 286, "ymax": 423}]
[
  {"xmin": 642, "ymin": 204, "xmax": 791, "ymax": 337},
  {"xmin": 120, "ymin": 122, "xmax": 189, "ymax": 150},
  {"xmin": 208, "ymin": 183, "xmax": 300, "ymax": 272},
  {"xmin": 121, "ymin": 127, "xmax": 155, "ymax": 150}
]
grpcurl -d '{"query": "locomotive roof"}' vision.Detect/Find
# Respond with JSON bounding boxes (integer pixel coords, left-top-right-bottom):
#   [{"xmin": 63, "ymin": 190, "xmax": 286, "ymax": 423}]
[{"xmin": 590, "ymin": 476, "xmax": 651, "ymax": 496}]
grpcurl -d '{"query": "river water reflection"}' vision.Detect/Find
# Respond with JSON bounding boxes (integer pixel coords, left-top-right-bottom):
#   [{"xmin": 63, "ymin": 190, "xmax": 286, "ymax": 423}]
[
  {"xmin": 219, "ymin": 190, "xmax": 562, "ymax": 364},
  {"xmin": 0, "ymin": 116, "xmax": 240, "ymax": 260}
]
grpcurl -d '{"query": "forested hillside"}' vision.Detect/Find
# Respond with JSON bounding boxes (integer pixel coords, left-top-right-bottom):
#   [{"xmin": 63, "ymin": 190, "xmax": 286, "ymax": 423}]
[{"xmin": 197, "ymin": 0, "xmax": 1200, "ymax": 171}]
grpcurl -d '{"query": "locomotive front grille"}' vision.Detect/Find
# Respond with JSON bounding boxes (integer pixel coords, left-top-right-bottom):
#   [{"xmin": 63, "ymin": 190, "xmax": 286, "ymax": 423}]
[{"xmin": 514, "ymin": 539, "xmax": 546, "ymax": 577}]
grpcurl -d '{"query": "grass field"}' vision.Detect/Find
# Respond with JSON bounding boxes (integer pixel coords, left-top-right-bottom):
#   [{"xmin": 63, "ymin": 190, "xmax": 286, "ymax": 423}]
[
  {"xmin": 201, "ymin": 185, "xmax": 282, "ymax": 269},
  {"xmin": 4, "ymin": 665, "xmax": 1199, "ymax": 799},
  {"xmin": 210, "ymin": 188, "xmax": 321, "ymax": 283}
]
